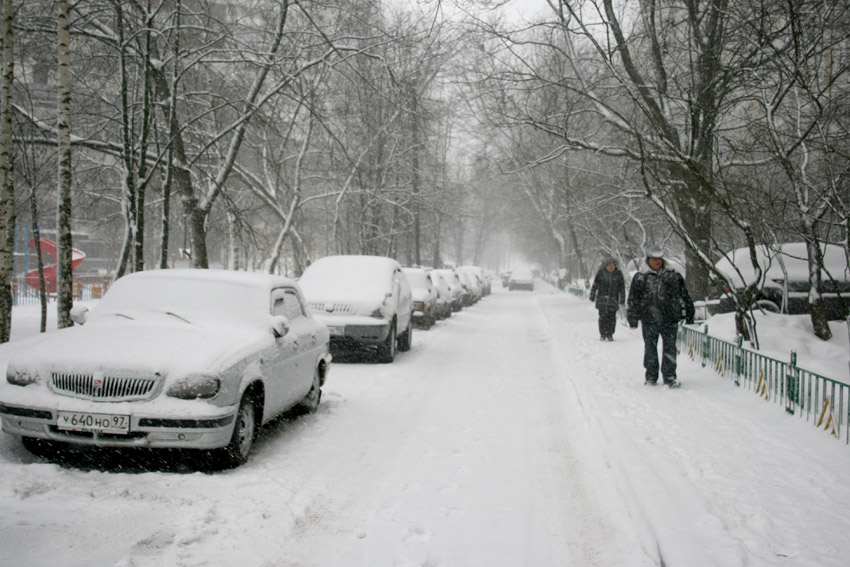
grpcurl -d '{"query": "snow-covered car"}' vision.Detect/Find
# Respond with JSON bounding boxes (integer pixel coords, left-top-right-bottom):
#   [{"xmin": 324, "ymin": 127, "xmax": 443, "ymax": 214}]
[
  {"xmin": 0, "ymin": 269, "xmax": 331, "ymax": 468},
  {"xmin": 402, "ymin": 267, "xmax": 438, "ymax": 329},
  {"xmin": 508, "ymin": 270, "xmax": 534, "ymax": 291},
  {"xmin": 298, "ymin": 255, "xmax": 413, "ymax": 362},
  {"xmin": 460, "ymin": 265, "xmax": 490, "ymax": 296},
  {"xmin": 456, "ymin": 268, "xmax": 481, "ymax": 305},
  {"xmin": 432, "ymin": 268, "xmax": 465, "ymax": 312},
  {"xmin": 428, "ymin": 269, "xmax": 453, "ymax": 320},
  {"xmin": 711, "ymin": 242, "xmax": 850, "ymax": 318}
]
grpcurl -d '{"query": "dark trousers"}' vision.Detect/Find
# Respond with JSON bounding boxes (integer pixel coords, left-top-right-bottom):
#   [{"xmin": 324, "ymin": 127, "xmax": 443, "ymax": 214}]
[
  {"xmin": 641, "ymin": 322, "xmax": 679, "ymax": 382},
  {"xmin": 597, "ymin": 307, "xmax": 617, "ymax": 338}
]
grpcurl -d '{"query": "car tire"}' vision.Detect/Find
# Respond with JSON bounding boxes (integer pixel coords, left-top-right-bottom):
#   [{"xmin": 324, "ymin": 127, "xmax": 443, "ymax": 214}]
[
  {"xmin": 755, "ymin": 299, "xmax": 781, "ymax": 314},
  {"xmin": 296, "ymin": 367, "xmax": 322, "ymax": 414},
  {"xmin": 398, "ymin": 321, "xmax": 412, "ymax": 352},
  {"xmin": 22, "ymin": 436, "xmax": 59, "ymax": 458},
  {"xmin": 377, "ymin": 323, "xmax": 397, "ymax": 363},
  {"xmin": 217, "ymin": 394, "xmax": 257, "ymax": 468}
]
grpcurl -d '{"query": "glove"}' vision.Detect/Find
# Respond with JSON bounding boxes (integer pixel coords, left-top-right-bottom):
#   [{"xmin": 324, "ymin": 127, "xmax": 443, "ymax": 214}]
[{"xmin": 686, "ymin": 317, "xmax": 694, "ymax": 325}]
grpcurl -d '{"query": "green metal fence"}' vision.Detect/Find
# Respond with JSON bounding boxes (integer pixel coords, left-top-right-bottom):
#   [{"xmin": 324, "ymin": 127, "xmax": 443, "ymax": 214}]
[{"xmin": 678, "ymin": 324, "xmax": 850, "ymax": 445}]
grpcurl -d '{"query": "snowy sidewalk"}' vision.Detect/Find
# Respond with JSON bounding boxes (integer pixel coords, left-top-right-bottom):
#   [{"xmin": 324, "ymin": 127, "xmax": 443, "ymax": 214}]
[{"xmin": 539, "ymin": 291, "xmax": 850, "ymax": 567}]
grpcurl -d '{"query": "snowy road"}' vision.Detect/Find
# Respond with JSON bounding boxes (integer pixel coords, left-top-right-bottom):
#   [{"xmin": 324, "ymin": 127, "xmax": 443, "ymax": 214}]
[{"xmin": 2, "ymin": 284, "xmax": 850, "ymax": 567}]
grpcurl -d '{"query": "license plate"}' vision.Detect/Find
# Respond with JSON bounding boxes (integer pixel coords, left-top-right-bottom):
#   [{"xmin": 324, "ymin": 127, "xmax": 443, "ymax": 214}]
[
  {"xmin": 57, "ymin": 411, "xmax": 130, "ymax": 434},
  {"xmin": 327, "ymin": 325, "xmax": 344, "ymax": 336}
]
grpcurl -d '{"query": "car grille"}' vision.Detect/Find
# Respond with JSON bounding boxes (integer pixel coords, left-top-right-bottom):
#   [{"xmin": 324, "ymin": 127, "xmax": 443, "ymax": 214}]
[
  {"xmin": 51, "ymin": 372, "xmax": 158, "ymax": 401},
  {"xmin": 309, "ymin": 302, "xmax": 355, "ymax": 315}
]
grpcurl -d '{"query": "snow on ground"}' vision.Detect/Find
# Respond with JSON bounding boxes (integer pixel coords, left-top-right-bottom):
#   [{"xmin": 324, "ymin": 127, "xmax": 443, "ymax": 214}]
[{"xmin": 1, "ymin": 280, "xmax": 850, "ymax": 567}]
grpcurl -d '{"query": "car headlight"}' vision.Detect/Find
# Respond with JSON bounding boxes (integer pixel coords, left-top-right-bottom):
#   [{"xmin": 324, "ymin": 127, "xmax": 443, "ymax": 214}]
[
  {"xmin": 370, "ymin": 307, "xmax": 388, "ymax": 319},
  {"xmin": 6, "ymin": 370, "xmax": 38, "ymax": 386},
  {"xmin": 167, "ymin": 375, "xmax": 221, "ymax": 400}
]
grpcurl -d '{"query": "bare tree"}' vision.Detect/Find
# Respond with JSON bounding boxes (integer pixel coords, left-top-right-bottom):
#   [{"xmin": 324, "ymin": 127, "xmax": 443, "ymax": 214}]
[
  {"xmin": 0, "ymin": 0, "xmax": 14, "ymax": 341},
  {"xmin": 56, "ymin": 0, "xmax": 73, "ymax": 328}
]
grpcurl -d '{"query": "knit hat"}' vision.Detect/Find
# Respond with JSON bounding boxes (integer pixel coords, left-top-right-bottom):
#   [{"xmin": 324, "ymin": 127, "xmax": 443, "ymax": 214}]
[{"xmin": 645, "ymin": 245, "xmax": 665, "ymax": 259}]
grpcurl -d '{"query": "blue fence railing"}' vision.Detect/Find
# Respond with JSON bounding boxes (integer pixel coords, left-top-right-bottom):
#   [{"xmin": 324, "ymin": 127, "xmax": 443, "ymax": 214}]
[{"xmin": 678, "ymin": 324, "xmax": 849, "ymax": 445}]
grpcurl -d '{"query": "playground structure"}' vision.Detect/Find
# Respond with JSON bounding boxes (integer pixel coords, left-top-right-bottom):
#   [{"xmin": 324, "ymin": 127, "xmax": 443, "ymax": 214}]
[
  {"xmin": 12, "ymin": 237, "xmax": 112, "ymax": 305},
  {"xmin": 24, "ymin": 237, "xmax": 86, "ymax": 294}
]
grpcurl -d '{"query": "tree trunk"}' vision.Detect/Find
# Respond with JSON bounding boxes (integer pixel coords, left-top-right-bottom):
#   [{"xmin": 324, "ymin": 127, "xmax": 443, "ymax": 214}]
[
  {"xmin": 0, "ymin": 0, "xmax": 14, "ymax": 342},
  {"xmin": 56, "ymin": 0, "xmax": 74, "ymax": 328}
]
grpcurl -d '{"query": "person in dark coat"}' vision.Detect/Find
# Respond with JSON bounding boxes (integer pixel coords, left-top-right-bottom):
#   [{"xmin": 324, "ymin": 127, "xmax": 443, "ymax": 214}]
[
  {"xmin": 589, "ymin": 257, "xmax": 625, "ymax": 341},
  {"xmin": 627, "ymin": 246, "xmax": 695, "ymax": 387}
]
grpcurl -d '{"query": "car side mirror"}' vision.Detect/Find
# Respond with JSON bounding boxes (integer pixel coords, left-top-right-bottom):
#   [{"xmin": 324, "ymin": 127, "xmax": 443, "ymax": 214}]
[
  {"xmin": 70, "ymin": 305, "xmax": 89, "ymax": 325},
  {"xmin": 271, "ymin": 315, "xmax": 290, "ymax": 339}
]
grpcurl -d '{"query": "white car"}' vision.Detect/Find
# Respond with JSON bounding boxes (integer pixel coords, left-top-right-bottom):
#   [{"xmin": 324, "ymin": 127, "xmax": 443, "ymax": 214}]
[
  {"xmin": 508, "ymin": 270, "xmax": 534, "ymax": 291},
  {"xmin": 428, "ymin": 269, "xmax": 453, "ymax": 320},
  {"xmin": 402, "ymin": 267, "xmax": 438, "ymax": 329},
  {"xmin": 432, "ymin": 268, "xmax": 465, "ymax": 312},
  {"xmin": 712, "ymin": 242, "xmax": 850, "ymax": 318},
  {"xmin": 298, "ymin": 255, "xmax": 413, "ymax": 362},
  {"xmin": 0, "ymin": 269, "xmax": 331, "ymax": 468}
]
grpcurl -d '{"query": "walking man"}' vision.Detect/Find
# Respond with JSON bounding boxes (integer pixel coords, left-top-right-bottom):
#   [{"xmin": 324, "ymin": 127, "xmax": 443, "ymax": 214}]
[
  {"xmin": 589, "ymin": 257, "xmax": 625, "ymax": 341},
  {"xmin": 627, "ymin": 246, "xmax": 695, "ymax": 387}
]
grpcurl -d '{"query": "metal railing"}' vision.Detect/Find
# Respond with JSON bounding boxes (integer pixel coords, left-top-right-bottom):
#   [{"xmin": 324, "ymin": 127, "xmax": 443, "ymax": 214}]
[
  {"xmin": 678, "ymin": 324, "xmax": 849, "ymax": 445},
  {"xmin": 12, "ymin": 274, "xmax": 114, "ymax": 305}
]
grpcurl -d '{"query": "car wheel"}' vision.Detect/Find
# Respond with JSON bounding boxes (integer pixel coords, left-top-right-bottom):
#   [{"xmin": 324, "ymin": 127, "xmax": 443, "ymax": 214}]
[
  {"xmin": 218, "ymin": 395, "xmax": 257, "ymax": 468},
  {"xmin": 755, "ymin": 299, "xmax": 781, "ymax": 314},
  {"xmin": 398, "ymin": 321, "xmax": 412, "ymax": 352},
  {"xmin": 296, "ymin": 367, "xmax": 322, "ymax": 414},
  {"xmin": 22, "ymin": 436, "xmax": 59, "ymax": 458},
  {"xmin": 377, "ymin": 323, "xmax": 397, "ymax": 363}
]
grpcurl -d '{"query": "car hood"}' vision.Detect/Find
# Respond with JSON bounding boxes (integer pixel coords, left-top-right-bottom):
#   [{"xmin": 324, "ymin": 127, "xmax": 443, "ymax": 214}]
[{"xmin": 5, "ymin": 319, "xmax": 269, "ymax": 382}]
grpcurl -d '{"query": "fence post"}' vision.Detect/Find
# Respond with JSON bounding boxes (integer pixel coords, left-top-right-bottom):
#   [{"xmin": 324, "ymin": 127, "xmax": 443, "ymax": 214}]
[
  {"xmin": 735, "ymin": 335, "xmax": 743, "ymax": 386},
  {"xmin": 701, "ymin": 325, "xmax": 709, "ymax": 368},
  {"xmin": 786, "ymin": 351, "xmax": 799, "ymax": 415}
]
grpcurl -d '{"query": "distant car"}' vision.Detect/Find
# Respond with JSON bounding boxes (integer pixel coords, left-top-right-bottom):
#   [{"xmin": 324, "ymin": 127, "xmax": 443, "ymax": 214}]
[
  {"xmin": 459, "ymin": 266, "xmax": 490, "ymax": 296},
  {"xmin": 432, "ymin": 268, "xmax": 465, "ymax": 312},
  {"xmin": 402, "ymin": 267, "xmax": 438, "ymax": 329},
  {"xmin": 508, "ymin": 270, "xmax": 534, "ymax": 291},
  {"xmin": 428, "ymin": 269, "xmax": 453, "ymax": 320},
  {"xmin": 456, "ymin": 268, "xmax": 481, "ymax": 305},
  {"xmin": 711, "ymin": 242, "xmax": 850, "ymax": 319},
  {"xmin": 298, "ymin": 255, "xmax": 413, "ymax": 362},
  {"xmin": 0, "ymin": 269, "xmax": 331, "ymax": 468}
]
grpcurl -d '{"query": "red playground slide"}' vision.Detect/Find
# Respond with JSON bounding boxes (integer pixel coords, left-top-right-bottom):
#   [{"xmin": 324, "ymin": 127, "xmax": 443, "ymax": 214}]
[{"xmin": 24, "ymin": 238, "xmax": 86, "ymax": 293}]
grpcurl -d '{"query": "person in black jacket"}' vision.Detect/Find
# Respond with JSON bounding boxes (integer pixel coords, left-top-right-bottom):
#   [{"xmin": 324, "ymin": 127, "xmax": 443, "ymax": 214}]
[
  {"xmin": 627, "ymin": 246, "xmax": 695, "ymax": 387},
  {"xmin": 589, "ymin": 257, "xmax": 625, "ymax": 341}
]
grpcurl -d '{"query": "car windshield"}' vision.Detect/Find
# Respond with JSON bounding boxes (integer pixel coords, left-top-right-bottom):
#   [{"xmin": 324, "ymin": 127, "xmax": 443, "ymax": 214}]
[
  {"xmin": 299, "ymin": 257, "xmax": 393, "ymax": 299},
  {"xmin": 403, "ymin": 270, "xmax": 429, "ymax": 291},
  {"xmin": 89, "ymin": 275, "xmax": 267, "ymax": 326}
]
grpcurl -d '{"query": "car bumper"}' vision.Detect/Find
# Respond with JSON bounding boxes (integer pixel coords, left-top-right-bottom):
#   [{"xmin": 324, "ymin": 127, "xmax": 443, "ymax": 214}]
[
  {"xmin": 0, "ymin": 401, "xmax": 237, "ymax": 450},
  {"xmin": 318, "ymin": 316, "xmax": 392, "ymax": 350}
]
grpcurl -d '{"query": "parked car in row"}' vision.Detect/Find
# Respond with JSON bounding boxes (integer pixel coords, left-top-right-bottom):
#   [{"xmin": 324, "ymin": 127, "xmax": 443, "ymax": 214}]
[
  {"xmin": 298, "ymin": 255, "xmax": 413, "ymax": 363},
  {"xmin": 710, "ymin": 242, "xmax": 850, "ymax": 319},
  {"xmin": 428, "ymin": 270, "xmax": 454, "ymax": 320},
  {"xmin": 402, "ymin": 267, "xmax": 438, "ymax": 329},
  {"xmin": 456, "ymin": 268, "xmax": 480, "ymax": 306},
  {"xmin": 431, "ymin": 268, "xmax": 465, "ymax": 312},
  {"xmin": 459, "ymin": 265, "xmax": 491, "ymax": 298},
  {"xmin": 0, "ymin": 269, "xmax": 331, "ymax": 468}
]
